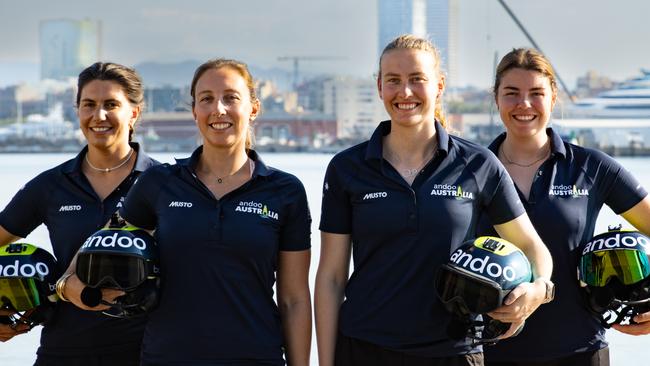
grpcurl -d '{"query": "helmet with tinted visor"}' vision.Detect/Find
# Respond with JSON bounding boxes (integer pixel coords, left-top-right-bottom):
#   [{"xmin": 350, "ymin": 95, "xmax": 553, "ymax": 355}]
[
  {"xmin": 578, "ymin": 228, "xmax": 650, "ymax": 327},
  {"xmin": 76, "ymin": 224, "xmax": 159, "ymax": 318},
  {"xmin": 0, "ymin": 243, "xmax": 58, "ymax": 328},
  {"xmin": 435, "ymin": 236, "xmax": 532, "ymax": 344}
]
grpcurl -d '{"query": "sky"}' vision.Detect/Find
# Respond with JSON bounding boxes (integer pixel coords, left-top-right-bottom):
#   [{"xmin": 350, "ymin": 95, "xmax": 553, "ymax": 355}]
[{"xmin": 0, "ymin": 0, "xmax": 648, "ymax": 89}]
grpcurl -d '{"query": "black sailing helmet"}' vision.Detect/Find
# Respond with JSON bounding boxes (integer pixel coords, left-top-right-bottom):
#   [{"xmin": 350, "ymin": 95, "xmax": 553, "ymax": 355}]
[
  {"xmin": 76, "ymin": 215, "xmax": 160, "ymax": 318},
  {"xmin": 0, "ymin": 243, "xmax": 58, "ymax": 328},
  {"xmin": 578, "ymin": 227, "xmax": 650, "ymax": 327},
  {"xmin": 435, "ymin": 236, "xmax": 533, "ymax": 344}
]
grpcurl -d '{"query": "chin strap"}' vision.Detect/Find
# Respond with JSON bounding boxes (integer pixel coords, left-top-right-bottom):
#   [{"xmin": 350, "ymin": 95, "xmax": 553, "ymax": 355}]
[
  {"xmin": 447, "ymin": 313, "xmax": 515, "ymax": 346},
  {"xmin": 100, "ymin": 279, "xmax": 159, "ymax": 319}
]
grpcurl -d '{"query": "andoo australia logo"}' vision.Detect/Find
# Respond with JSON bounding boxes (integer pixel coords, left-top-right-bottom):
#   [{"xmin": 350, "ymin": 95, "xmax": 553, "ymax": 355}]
[
  {"xmin": 82, "ymin": 232, "xmax": 148, "ymax": 250},
  {"xmin": 235, "ymin": 201, "xmax": 279, "ymax": 220},
  {"xmin": 582, "ymin": 233, "xmax": 649, "ymax": 255},
  {"xmin": 430, "ymin": 184, "xmax": 474, "ymax": 201},
  {"xmin": 549, "ymin": 185, "xmax": 589, "ymax": 198},
  {"xmin": 0, "ymin": 260, "xmax": 49, "ymax": 277},
  {"xmin": 450, "ymin": 248, "xmax": 516, "ymax": 281}
]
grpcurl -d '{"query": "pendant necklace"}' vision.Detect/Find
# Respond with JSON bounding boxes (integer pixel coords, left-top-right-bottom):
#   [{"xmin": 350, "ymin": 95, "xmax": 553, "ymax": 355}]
[
  {"xmin": 385, "ymin": 143, "xmax": 437, "ymax": 180},
  {"xmin": 216, "ymin": 158, "xmax": 251, "ymax": 184},
  {"xmin": 500, "ymin": 143, "xmax": 550, "ymax": 168},
  {"xmin": 401, "ymin": 152, "xmax": 435, "ymax": 179},
  {"xmin": 85, "ymin": 148, "xmax": 134, "ymax": 173}
]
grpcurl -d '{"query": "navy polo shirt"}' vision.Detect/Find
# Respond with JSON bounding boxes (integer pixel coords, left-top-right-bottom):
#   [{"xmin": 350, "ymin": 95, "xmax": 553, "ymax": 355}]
[
  {"xmin": 119, "ymin": 146, "xmax": 311, "ymax": 365},
  {"xmin": 319, "ymin": 120, "xmax": 525, "ymax": 357},
  {"xmin": 477, "ymin": 128, "xmax": 648, "ymax": 362},
  {"xmin": 0, "ymin": 143, "xmax": 158, "ymax": 356}
]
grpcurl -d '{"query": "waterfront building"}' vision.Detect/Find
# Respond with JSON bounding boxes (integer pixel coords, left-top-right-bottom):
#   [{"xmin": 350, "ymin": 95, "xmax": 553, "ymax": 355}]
[
  {"xmin": 144, "ymin": 86, "xmax": 186, "ymax": 113},
  {"xmin": 39, "ymin": 19, "xmax": 102, "ymax": 81},
  {"xmin": 138, "ymin": 111, "xmax": 336, "ymax": 152},
  {"xmin": 323, "ymin": 76, "xmax": 388, "ymax": 140}
]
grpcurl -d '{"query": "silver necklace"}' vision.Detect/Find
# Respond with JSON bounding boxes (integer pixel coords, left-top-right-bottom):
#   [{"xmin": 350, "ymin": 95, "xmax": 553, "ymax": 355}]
[
  {"xmin": 500, "ymin": 144, "xmax": 550, "ymax": 168},
  {"xmin": 402, "ymin": 153, "xmax": 435, "ymax": 178},
  {"xmin": 216, "ymin": 158, "xmax": 251, "ymax": 184},
  {"xmin": 85, "ymin": 148, "xmax": 134, "ymax": 173},
  {"xmin": 385, "ymin": 146, "xmax": 437, "ymax": 180}
]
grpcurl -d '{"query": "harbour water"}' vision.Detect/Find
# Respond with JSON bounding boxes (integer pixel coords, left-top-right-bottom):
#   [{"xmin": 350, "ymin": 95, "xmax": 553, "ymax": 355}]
[{"xmin": 1, "ymin": 152, "xmax": 649, "ymax": 365}]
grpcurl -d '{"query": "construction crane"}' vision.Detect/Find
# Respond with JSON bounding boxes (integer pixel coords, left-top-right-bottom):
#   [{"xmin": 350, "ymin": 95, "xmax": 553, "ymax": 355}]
[
  {"xmin": 277, "ymin": 56, "xmax": 346, "ymax": 90},
  {"xmin": 497, "ymin": 0, "xmax": 576, "ymax": 103}
]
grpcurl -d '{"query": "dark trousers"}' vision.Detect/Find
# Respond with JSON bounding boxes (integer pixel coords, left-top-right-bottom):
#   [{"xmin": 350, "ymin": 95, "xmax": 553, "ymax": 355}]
[
  {"xmin": 335, "ymin": 333, "xmax": 484, "ymax": 366},
  {"xmin": 485, "ymin": 347, "xmax": 609, "ymax": 366},
  {"xmin": 34, "ymin": 349, "xmax": 140, "ymax": 366}
]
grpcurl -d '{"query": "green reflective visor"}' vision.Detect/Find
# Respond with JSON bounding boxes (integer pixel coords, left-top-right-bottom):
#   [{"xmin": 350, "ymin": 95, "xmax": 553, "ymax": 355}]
[
  {"xmin": 0, "ymin": 277, "xmax": 41, "ymax": 311},
  {"xmin": 580, "ymin": 249, "xmax": 650, "ymax": 287}
]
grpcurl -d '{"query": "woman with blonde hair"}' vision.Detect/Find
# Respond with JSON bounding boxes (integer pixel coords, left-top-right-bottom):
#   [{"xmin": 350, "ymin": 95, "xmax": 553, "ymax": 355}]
[{"xmin": 315, "ymin": 35, "xmax": 554, "ymax": 366}]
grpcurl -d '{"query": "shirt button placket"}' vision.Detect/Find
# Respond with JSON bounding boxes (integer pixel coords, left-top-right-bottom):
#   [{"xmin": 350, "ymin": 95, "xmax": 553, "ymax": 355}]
[{"xmin": 215, "ymin": 203, "xmax": 223, "ymax": 244}]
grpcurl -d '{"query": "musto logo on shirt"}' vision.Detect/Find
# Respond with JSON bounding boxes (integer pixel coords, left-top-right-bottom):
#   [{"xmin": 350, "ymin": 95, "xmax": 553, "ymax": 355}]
[
  {"xmin": 362, "ymin": 191, "xmax": 387, "ymax": 200},
  {"xmin": 235, "ymin": 201, "xmax": 279, "ymax": 220},
  {"xmin": 549, "ymin": 185, "xmax": 589, "ymax": 198},
  {"xmin": 59, "ymin": 205, "xmax": 82, "ymax": 212},
  {"xmin": 430, "ymin": 184, "xmax": 474, "ymax": 201}
]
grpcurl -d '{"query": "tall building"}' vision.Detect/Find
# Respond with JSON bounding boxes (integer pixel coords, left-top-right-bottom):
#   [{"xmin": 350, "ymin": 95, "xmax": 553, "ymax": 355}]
[
  {"xmin": 39, "ymin": 19, "xmax": 102, "ymax": 81},
  {"xmin": 377, "ymin": 0, "xmax": 458, "ymax": 88}
]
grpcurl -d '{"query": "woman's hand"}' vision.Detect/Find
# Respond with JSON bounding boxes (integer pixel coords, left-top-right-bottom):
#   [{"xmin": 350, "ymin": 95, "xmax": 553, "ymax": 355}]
[
  {"xmin": 612, "ymin": 311, "xmax": 650, "ymax": 336},
  {"xmin": 0, "ymin": 310, "xmax": 30, "ymax": 342},
  {"xmin": 487, "ymin": 279, "xmax": 547, "ymax": 339},
  {"xmin": 63, "ymin": 274, "xmax": 125, "ymax": 311}
]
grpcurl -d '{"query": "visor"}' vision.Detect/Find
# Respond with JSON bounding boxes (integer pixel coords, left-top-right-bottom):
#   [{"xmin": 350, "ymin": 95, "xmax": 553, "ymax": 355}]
[
  {"xmin": 0, "ymin": 277, "xmax": 41, "ymax": 311},
  {"xmin": 76, "ymin": 253, "xmax": 147, "ymax": 290},
  {"xmin": 436, "ymin": 264, "xmax": 509, "ymax": 314},
  {"xmin": 579, "ymin": 249, "xmax": 650, "ymax": 287}
]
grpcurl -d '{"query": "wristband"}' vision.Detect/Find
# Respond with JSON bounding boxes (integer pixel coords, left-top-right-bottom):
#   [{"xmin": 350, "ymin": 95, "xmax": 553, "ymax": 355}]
[{"xmin": 55, "ymin": 273, "xmax": 74, "ymax": 302}]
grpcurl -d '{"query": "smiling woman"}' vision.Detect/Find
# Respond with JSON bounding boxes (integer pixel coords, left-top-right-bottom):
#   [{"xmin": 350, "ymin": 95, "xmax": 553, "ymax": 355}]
[
  {"xmin": 315, "ymin": 35, "xmax": 554, "ymax": 366},
  {"xmin": 118, "ymin": 58, "xmax": 313, "ymax": 366},
  {"xmin": 0, "ymin": 62, "xmax": 159, "ymax": 365},
  {"xmin": 475, "ymin": 47, "xmax": 650, "ymax": 366}
]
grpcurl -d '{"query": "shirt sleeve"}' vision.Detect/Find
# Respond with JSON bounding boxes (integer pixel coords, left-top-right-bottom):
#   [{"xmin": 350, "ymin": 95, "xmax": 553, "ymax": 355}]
[
  {"xmin": 279, "ymin": 178, "xmax": 312, "ymax": 251},
  {"xmin": 480, "ymin": 155, "xmax": 525, "ymax": 225},
  {"xmin": 318, "ymin": 156, "xmax": 353, "ymax": 234},
  {"xmin": 592, "ymin": 150, "xmax": 648, "ymax": 214},
  {"xmin": 0, "ymin": 172, "xmax": 50, "ymax": 238},
  {"xmin": 119, "ymin": 167, "xmax": 163, "ymax": 231}
]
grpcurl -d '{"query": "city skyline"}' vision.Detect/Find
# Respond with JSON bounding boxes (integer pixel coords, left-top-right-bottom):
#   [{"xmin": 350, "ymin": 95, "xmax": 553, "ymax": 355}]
[{"xmin": 1, "ymin": 0, "xmax": 649, "ymax": 89}]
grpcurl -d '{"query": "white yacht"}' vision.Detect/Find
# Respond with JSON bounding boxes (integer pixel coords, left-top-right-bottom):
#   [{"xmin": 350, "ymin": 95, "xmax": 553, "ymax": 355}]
[{"xmin": 564, "ymin": 69, "xmax": 650, "ymax": 119}]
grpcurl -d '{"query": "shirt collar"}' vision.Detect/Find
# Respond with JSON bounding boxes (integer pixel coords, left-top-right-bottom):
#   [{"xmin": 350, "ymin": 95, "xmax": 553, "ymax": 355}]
[
  {"xmin": 365, "ymin": 120, "xmax": 450, "ymax": 162},
  {"xmin": 177, "ymin": 146, "xmax": 272, "ymax": 178},
  {"xmin": 488, "ymin": 128, "xmax": 567, "ymax": 159}
]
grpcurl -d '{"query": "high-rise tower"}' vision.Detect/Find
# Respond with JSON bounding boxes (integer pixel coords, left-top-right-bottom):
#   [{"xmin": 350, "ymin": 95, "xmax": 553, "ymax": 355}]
[
  {"xmin": 39, "ymin": 19, "xmax": 102, "ymax": 81},
  {"xmin": 377, "ymin": 0, "xmax": 458, "ymax": 87}
]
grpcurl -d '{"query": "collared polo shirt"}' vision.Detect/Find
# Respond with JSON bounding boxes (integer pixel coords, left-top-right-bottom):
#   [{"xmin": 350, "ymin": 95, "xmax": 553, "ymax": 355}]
[
  {"xmin": 0, "ymin": 143, "xmax": 158, "ymax": 356},
  {"xmin": 319, "ymin": 120, "xmax": 525, "ymax": 357},
  {"xmin": 120, "ymin": 146, "xmax": 311, "ymax": 365},
  {"xmin": 478, "ymin": 128, "xmax": 648, "ymax": 362}
]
